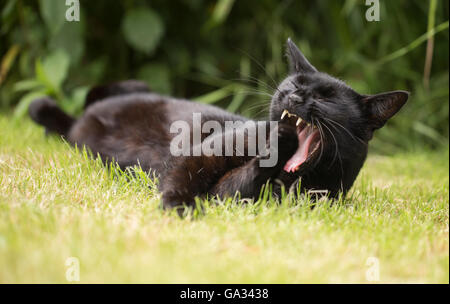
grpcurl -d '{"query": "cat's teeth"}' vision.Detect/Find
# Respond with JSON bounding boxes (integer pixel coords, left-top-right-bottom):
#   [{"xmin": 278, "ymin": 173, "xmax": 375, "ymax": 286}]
[
  {"xmin": 296, "ymin": 118, "xmax": 302, "ymax": 126},
  {"xmin": 281, "ymin": 110, "xmax": 288, "ymax": 120}
]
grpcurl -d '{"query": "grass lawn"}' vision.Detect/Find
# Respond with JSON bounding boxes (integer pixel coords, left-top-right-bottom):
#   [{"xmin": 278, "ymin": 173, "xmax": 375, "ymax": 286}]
[{"xmin": 0, "ymin": 114, "xmax": 448, "ymax": 283}]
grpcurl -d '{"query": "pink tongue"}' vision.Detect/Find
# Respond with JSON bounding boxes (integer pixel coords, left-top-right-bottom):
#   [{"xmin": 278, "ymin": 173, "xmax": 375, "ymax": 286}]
[{"xmin": 284, "ymin": 128, "xmax": 317, "ymax": 173}]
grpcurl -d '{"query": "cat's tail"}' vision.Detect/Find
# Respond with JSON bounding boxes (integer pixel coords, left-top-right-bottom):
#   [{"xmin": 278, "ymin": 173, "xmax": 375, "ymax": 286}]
[{"xmin": 28, "ymin": 97, "xmax": 75, "ymax": 138}]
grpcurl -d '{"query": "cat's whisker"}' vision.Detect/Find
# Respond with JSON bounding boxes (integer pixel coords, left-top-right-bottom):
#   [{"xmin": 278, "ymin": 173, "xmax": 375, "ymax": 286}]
[
  {"xmin": 235, "ymin": 75, "xmax": 276, "ymax": 92},
  {"xmin": 235, "ymin": 91, "xmax": 273, "ymax": 99},
  {"xmin": 320, "ymin": 121, "xmax": 343, "ymax": 174},
  {"xmin": 246, "ymin": 75, "xmax": 276, "ymax": 90},
  {"xmin": 244, "ymin": 104, "xmax": 271, "ymax": 112},
  {"xmin": 230, "ymin": 77, "xmax": 274, "ymax": 95},
  {"xmin": 236, "ymin": 48, "xmax": 280, "ymax": 94},
  {"xmin": 313, "ymin": 118, "xmax": 325, "ymax": 167},
  {"xmin": 242, "ymin": 100, "xmax": 272, "ymax": 118},
  {"xmin": 252, "ymin": 109, "xmax": 271, "ymax": 119},
  {"xmin": 322, "ymin": 117, "xmax": 367, "ymax": 146}
]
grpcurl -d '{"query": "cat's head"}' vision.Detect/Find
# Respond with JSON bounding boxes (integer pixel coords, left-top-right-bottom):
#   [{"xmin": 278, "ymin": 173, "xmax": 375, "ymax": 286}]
[{"xmin": 270, "ymin": 39, "xmax": 409, "ymax": 193}]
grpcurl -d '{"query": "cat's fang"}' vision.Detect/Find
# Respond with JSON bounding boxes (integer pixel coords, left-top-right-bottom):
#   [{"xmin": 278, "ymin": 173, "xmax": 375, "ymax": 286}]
[
  {"xmin": 281, "ymin": 110, "xmax": 288, "ymax": 120},
  {"xmin": 296, "ymin": 118, "xmax": 302, "ymax": 126}
]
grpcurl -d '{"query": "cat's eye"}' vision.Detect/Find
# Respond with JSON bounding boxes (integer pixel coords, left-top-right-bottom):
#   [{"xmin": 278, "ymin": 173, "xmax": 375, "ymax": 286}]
[{"xmin": 313, "ymin": 93, "xmax": 330, "ymax": 103}]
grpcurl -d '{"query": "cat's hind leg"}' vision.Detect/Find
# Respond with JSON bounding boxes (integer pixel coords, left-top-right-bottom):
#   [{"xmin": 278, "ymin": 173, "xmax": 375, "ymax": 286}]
[
  {"xmin": 160, "ymin": 123, "xmax": 298, "ymax": 214},
  {"xmin": 84, "ymin": 80, "xmax": 150, "ymax": 109},
  {"xmin": 210, "ymin": 123, "xmax": 299, "ymax": 199}
]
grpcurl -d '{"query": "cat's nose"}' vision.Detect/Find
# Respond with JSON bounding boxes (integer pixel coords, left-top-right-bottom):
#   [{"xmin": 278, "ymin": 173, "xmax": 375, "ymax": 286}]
[{"xmin": 288, "ymin": 94, "xmax": 304, "ymax": 104}]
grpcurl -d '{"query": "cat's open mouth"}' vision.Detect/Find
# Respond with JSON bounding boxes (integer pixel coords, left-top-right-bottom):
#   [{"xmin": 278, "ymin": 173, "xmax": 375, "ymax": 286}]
[{"xmin": 280, "ymin": 110, "xmax": 321, "ymax": 173}]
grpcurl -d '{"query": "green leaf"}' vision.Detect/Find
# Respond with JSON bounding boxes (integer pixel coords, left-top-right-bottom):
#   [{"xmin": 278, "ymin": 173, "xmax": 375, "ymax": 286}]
[
  {"xmin": 81, "ymin": 58, "xmax": 107, "ymax": 83},
  {"xmin": 36, "ymin": 50, "xmax": 70, "ymax": 91},
  {"xmin": 39, "ymin": 0, "xmax": 67, "ymax": 35},
  {"xmin": 2, "ymin": 0, "xmax": 17, "ymax": 17},
  {"xmin": 137, "ymin": 63, "xmax": 172, "ymax": 95},
  {"xmin": 413, "ymin": 121, "xmax": 445, "ymax": 143},
  {"xmin": 193, "ymin": 85, "xmax": 234, "ymax": 104},
  {"xmin": 13, "ymin": 79, "xmax": 43, "ymax": 92},
  {"xmin": 14, "ymin": 90, "xmax": 48, "ymax": 119},
  {"xmin": 35, "ymin": 58, "xmax": 49, "ymax": 87},
  {"xmin": 227, "ymin": 91, "xmax": 246, "ymax": 113},
  {"xmin": 62, "ymin": 86, "xmax": 89, "ymax": 115},
  {"xmin": 203, "ymin": 0, "xmax": 235, "ymax": 31},
  {"xmin": 195, "ymin": 51, "xmax": 222, "ymax": 77},
  {"xmin": 49, "ymin": 20, "xmax": 85, "ymax": 65},
  {"xmin": 208, "ymin": 0, "xmax": 235, "ymax": 28},
  {"xmin": 122, "ymin": 8, "xmax": 164, "ymax": 54}
]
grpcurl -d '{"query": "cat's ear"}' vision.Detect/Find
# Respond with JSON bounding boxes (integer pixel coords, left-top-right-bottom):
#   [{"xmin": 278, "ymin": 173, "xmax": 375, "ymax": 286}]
[
  {"xmin": 362, "ymin": 90, "xmax": 409, "ymax": 131},
  {"xmin": 286, "ymin": 38, "xmax": 317, "ymax": 74}
]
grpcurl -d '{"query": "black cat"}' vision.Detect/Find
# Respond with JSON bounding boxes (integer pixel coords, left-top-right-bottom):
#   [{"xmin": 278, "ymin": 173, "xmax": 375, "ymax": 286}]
[{"xmin": 29, "ymin": 39, "xmax": 409, "ymax": 213}]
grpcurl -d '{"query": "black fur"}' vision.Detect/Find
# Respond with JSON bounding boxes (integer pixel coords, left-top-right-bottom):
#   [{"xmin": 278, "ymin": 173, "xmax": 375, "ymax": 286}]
[
  {"xmin": 29, "ymin": 97, "xmax": 75, "ymax": 138},
  {"xmin": 84, "ymin": 80, "xmax": 150, "ymax": 109},
  {"xmin": 28, "ymin": 39, "xmax": 409, "ymax": 213}
]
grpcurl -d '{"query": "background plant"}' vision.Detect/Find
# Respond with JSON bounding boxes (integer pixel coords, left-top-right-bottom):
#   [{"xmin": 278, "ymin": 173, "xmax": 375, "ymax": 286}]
[{"xmin": 0, "ymin": 0, "xmax": 448, "ymax": 153}]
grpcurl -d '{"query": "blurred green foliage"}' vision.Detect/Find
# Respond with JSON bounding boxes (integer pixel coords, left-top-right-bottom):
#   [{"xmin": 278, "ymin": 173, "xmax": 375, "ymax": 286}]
[{"xmin": 0, "ymin": 0, "xmax": 448, "ymax": 153}]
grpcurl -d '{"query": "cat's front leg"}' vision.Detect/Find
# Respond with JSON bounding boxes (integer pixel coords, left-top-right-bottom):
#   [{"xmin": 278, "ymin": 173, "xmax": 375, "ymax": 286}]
[{"xmin": 209, "ymin": 123, "xmax": 298, "ymax": 199}]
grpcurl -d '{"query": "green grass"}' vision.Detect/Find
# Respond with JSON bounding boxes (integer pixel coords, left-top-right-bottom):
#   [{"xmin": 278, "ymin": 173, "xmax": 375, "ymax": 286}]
[{"xmin": 0, "ymin": 115, "xmax": 448, "ymax": 283}]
